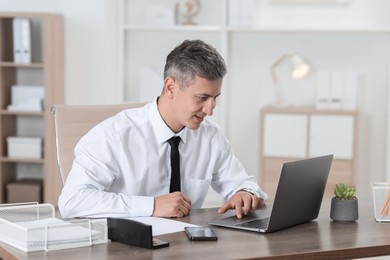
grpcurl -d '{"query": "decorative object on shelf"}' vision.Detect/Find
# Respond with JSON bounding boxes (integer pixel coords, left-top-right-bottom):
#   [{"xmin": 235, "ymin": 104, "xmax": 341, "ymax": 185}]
[
  {"xmin": 270, "ymin": 53, "xmax": 311, "ymax": 107},
  {"xmin": 330, "ymin": 183, "xmax": 358, "ymax": 222},
  {"xmin": 372, "ymin": 182, "xmax": 390, "ymax": 222},
  {"xmin": 176, "ymin": 0, "xmax": 200, "ymax": 25}
]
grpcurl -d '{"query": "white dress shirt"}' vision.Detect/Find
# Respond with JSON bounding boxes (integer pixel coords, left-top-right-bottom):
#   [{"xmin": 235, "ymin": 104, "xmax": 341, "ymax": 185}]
[{"xmin": 58, "ymin": 99, "xmax": 267, "ymax": 218}]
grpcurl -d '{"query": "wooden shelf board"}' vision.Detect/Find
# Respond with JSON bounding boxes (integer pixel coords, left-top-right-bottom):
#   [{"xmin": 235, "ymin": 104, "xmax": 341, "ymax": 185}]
[
  {"xmin": 0, "ymin": 62, "xmax": 44, "ymax": 68},
  {"xmin": 0, "ymin": 157, "xmax": 44, "ymax": 164}
]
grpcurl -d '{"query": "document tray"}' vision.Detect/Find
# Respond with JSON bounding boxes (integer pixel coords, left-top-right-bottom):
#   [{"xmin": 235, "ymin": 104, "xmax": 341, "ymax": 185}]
[{"xmin": 0, "ymin": 203, "xmax": 108, "ymax": 252}]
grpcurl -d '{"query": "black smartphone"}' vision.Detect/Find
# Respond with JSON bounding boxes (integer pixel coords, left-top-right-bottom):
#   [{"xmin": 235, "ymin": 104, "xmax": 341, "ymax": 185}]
[
  {"xmin": 152, "ymin": 238, "xmax": 170, "ymax": 249},
  {"xmin": 184, "ymin": 226, "xmax": 218, "ymax": 241}
]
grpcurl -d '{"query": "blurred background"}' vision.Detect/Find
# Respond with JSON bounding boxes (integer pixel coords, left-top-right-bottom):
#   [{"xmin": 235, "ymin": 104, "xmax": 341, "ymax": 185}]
[{"xmin": 1, "ymin": 0, "xmax": 390, "ymax": 206}]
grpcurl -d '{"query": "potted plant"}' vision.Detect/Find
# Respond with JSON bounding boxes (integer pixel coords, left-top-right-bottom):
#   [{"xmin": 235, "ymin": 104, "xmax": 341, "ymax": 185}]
[{"xmin": 330, "ymin": 183, "xmax": 359, "ymax": 222}]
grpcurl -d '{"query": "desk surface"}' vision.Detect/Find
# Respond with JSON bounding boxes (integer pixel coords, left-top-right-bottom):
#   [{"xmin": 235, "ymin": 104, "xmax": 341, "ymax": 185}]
[{"xmin": 1, "ymin": 200, "xmax": 390, "ymax": 260}]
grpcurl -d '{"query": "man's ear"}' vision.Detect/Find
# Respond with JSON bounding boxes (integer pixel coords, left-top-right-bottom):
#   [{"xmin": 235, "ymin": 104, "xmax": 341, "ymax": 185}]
[{"xmin": 163, "ymin": 77, "xmax": 176, "ymax": 98}]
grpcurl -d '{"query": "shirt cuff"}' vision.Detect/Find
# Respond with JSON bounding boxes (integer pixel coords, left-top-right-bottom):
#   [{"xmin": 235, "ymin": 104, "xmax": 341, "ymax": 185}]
[
  {"xmin": 131, "ymin": 196, "xmax": 154, "ymax": 216},
  {"xmin": 234, "ymin": 187, "xmax": 268, "ymax": 202},
  {"xmin": 237, "ymin": 188, "xmax": 257, "ymax": 196}
]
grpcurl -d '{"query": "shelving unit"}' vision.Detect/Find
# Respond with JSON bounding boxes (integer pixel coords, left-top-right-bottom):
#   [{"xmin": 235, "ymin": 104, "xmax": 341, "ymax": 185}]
[
  {"xmin": 0, "ymin": 13, "xmax": 63, "ymax": 205},
  {"xmin": 259, "ymin": 106, "xmax": 359, "ymax": 198}
]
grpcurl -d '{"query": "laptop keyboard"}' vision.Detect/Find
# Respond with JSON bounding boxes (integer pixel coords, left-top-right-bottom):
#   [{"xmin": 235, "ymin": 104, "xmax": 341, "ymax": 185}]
[{"xmin": 235, "ymin": 217, "xmax": 270, "ymax": 229}]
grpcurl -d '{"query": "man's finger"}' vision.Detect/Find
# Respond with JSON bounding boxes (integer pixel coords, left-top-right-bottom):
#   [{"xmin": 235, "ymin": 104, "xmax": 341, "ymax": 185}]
[
  {"xmin": 235, "ymin": 199, "xmax": 244, "ymax": 218},
  {"xmin": 218, "ymin": 201, "xmax": 233, "ymax": 214},
  {"xmin": 251, "ymin": 197, "xmax": 257, "ymax": 210}
]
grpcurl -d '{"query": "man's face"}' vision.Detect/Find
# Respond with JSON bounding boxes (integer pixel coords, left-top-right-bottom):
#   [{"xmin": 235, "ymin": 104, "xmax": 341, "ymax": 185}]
[{"xmin": 169, "ymin": 75, "xmax": 222, "ymax": 132}]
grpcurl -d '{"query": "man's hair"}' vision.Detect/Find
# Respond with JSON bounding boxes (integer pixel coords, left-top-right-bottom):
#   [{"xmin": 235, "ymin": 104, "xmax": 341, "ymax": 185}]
[{"xmin": 164, "ymin": 39, "xmax": 227, "ymax": 88}]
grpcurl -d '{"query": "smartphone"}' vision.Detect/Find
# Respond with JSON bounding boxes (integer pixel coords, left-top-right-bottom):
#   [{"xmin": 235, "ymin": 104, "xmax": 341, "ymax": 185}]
[
  {"xmin": 184, "ymin": 226, "xmax": 218, "ymax": 241},
  {"xmin": 152, "ymin": 238, "xmax": 170, "ymax": 249}
]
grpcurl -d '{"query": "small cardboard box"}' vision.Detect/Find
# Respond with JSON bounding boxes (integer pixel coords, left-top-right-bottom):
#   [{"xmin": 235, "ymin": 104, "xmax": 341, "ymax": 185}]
[
  {"xmin": 6, "ymin": 179, "xmax": 43, "ymax": 203},
  {"xmin": 7, "ymin": 137, "xmax": 42, "ymax": 159}
]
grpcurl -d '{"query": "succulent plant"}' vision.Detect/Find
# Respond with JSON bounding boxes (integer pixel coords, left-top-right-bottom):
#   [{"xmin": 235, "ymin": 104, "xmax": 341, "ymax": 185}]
[{"xmin": 334, "ymin": 183, "xmax": 356, "ymax": 200}]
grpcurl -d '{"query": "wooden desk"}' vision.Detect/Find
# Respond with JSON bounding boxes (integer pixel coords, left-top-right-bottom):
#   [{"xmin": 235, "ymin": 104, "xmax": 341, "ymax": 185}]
[{"xmin": 1, "ymin": 200, "xmax": 390, "ymax": 259}]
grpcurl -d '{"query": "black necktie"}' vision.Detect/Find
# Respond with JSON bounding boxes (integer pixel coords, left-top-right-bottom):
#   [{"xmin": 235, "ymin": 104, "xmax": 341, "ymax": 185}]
[{"xmin": 167, "ymin": 136, "xmax": 181, "ymax": 193}]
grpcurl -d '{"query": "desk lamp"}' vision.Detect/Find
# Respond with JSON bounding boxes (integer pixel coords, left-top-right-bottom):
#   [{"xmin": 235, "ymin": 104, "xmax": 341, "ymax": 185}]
[{"xmin": 271, "ymin": 53, "xmax": 311, "ymax": 106}]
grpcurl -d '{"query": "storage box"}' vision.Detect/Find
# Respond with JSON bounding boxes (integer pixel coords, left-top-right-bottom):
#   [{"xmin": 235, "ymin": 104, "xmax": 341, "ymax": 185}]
[
  {"xmin": 7, "ymin": 137, "xmax": 42, "ymax": 159},
  {"xmin": 372, "ymin": 182, "xmax": 390, "ymax": 222},
  {"xmin": 7, "ymin": 85, "xmax": 44, "ymax": 112},
  {"xmin": 6, "ymin": 179, "xmax": 43, "ymax": 203}
]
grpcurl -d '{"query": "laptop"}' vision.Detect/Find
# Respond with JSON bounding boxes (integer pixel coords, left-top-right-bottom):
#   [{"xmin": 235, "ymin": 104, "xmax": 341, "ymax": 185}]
[{"xmin": 209, "ymin": 154, "xmax": 333, "ymax": 233}]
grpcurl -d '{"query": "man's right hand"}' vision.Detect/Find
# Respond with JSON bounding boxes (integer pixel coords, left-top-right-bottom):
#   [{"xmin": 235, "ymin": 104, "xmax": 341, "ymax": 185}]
[{"xmin": 153, "ymin": 192, "xmax": 192, "ymax": 218}]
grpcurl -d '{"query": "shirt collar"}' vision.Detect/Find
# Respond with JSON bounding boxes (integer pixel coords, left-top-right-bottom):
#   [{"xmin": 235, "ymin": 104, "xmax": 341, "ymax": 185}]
[{"xmin": 149, "ymin": 98, "xmax": 188, "ymax": 144}]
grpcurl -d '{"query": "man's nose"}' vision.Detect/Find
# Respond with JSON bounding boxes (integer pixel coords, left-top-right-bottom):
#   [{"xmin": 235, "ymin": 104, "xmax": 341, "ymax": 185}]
[{"xmin": 203, "ymin": 98, "xmax": 216, "ymax": 116}]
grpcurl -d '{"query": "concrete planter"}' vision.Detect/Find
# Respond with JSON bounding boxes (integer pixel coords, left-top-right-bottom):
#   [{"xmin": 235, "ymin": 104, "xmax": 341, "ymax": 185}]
[{"xmin": 330, "ymin": 197, "xmax": 359, "ymax": 222}]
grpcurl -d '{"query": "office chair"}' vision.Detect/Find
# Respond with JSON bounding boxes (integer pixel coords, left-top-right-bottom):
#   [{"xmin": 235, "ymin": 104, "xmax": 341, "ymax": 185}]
[{"xmin": 51, "ymin": 103, "xmax": 145, "ymax": 186}]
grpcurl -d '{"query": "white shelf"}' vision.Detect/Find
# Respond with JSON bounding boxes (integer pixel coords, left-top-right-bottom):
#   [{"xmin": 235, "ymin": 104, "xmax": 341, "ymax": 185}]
[
  {"xmin": 124, "ymin": 25, "xmax": 223, "ymax": 32},
  {"xmin": 227, "ymin": 26, "xmax": 390, "ymax": 33},
  {"xmin": 125, "ymin": 25, "xmax": 390, "ymax": 33}
]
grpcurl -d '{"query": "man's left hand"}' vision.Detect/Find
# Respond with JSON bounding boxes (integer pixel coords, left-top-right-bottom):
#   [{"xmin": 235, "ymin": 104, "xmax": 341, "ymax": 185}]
[{"xmin": 218, "ymin": 191, "xmax": 265, "ymax": 218}]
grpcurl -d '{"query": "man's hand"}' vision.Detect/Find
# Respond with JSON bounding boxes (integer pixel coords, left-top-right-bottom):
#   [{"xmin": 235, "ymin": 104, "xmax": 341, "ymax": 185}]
[
  {"xmin": 218, "ymin": 191, "xmax": 265, "ymax": 218},
  {"xmin": 153, "ymin": 192, "xmax": 192, "ymax": 218}
]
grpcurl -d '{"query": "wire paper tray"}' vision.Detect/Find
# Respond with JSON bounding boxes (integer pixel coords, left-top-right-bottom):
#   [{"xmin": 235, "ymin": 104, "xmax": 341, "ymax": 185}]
[
  {"xmin": 372, "ymin": 182, "xmax": 390, "ymax": 222},
  {"xmin": 0, "ymin": 203, "xmax": 108, "ymax": 252}
]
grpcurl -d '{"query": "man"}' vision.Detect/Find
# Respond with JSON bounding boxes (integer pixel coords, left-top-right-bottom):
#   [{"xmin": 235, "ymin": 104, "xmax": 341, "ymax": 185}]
[{"xmin": 58, "ymin": 39, "xmax": 267, "ymax": 219}]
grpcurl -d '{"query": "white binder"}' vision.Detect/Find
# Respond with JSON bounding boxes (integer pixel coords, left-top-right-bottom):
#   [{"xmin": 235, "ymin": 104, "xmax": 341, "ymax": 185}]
[
  {"xmin": 12, "ymin": 18, "xmax": 31, "ymax": 64},
  {"xmin": 12, "ymin": 18, "xmax": 22, "ymax": 63}
]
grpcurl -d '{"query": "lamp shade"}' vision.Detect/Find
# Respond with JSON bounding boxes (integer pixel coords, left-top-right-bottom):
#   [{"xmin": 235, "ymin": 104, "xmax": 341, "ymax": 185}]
[
  {"xmin": 289, "ymin": 54, "xmax": 311, "ymax": 79},
  {"xmin": 270, "ymin": 52, "xmax": 311, "ymax": 106}
]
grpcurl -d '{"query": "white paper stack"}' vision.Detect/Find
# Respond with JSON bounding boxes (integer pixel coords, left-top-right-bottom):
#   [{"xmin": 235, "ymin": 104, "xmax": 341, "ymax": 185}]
[{"xmin": 12, "ymin": 18, "xmax": 32, "ymax": 64}]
